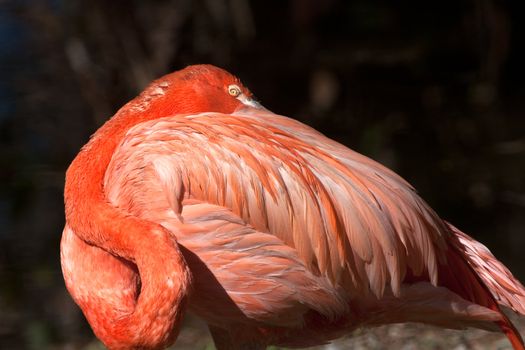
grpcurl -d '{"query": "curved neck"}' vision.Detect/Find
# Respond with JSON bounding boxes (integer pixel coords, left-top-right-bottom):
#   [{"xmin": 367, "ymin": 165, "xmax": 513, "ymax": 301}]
[
  {"xmin": 64, "ymin": 103, "xmax": 192, "ymax": 348},
  {"xmin": 64, "ymin": 99, "xmax": 167, "ymax": 255}
]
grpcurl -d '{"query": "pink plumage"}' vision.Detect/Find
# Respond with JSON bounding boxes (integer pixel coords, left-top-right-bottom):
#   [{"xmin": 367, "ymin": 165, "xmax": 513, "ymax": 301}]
[{"xmin": 61, "ymin": 64, "xmax": 525, "ymax": 349}]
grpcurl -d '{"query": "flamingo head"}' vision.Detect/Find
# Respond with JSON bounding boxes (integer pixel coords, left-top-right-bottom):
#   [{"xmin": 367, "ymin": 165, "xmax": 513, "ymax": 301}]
[{"xmin": 135, "ymin": 64, "xmax": 263, "ymax": 118}]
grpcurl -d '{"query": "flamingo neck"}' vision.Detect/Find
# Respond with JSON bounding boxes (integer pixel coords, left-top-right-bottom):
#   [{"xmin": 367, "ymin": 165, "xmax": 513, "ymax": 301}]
[{"xmin": 64, "ymin": 99, "xmax": 192, "ymax": 349}]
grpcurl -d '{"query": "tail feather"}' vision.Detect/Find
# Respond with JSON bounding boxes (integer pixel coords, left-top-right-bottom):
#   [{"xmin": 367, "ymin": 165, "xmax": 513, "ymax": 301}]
[
  {"xmin": 447, "ymin": 222, "xmax": 525, "ymax": 314},
  {"xmin": 444, "ymin": 222, "xmax": 525, "ymax": 350}
]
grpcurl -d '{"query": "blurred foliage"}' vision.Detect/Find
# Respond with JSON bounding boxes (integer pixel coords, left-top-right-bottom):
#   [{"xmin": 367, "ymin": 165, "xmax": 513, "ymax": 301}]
[{"xmin": 0, "ymin": 0, "xmax": 524, "ymax": 349}]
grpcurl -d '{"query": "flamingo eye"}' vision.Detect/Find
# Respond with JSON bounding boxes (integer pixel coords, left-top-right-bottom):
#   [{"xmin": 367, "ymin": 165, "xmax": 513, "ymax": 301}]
[{"xmin": 227, "ymin": 84, "xmax": 242, "ymax": 97}]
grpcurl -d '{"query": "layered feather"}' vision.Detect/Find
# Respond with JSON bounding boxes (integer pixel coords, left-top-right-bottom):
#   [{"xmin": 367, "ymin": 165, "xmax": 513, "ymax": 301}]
[{"xmin": 105, "ymin": 107, "xmax": 451, "ymax": 299}]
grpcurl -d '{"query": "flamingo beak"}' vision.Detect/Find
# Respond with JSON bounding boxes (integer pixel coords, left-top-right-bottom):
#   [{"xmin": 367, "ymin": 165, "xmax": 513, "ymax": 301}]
[{"xmin": 237, "ymin": 94, "xmax": 266, "ymax": 110}]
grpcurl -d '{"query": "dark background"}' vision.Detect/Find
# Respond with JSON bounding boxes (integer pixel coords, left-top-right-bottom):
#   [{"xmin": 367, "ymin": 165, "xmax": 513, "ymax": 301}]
[{"xmin": 1, "ymin": 0, "xmax": 524, "ymax": 349}]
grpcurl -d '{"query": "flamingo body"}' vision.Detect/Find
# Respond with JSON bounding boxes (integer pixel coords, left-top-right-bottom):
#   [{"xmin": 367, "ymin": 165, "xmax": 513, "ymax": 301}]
[{"xmin": 61, "ymin": 65, "xmax": 525, "ymax": 349}]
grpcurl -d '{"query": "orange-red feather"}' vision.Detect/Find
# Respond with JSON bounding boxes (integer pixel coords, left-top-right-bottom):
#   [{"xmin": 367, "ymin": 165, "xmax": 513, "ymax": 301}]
[{"xmin": 63, "ymin": 65, "xmax": 525, "ymax": 350}]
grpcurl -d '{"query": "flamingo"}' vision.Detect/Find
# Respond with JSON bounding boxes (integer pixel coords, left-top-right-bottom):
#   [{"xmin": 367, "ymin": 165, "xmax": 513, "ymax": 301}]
[{"xmin": 61, "ymin": 64, "xmax": 525, "ymax": 350}]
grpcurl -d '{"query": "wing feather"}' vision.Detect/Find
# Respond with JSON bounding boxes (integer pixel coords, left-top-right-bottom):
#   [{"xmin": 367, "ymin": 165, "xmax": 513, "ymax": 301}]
[{"xmin": 109, "ymin": 108, "xmax": 451, "ymax": 298}]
